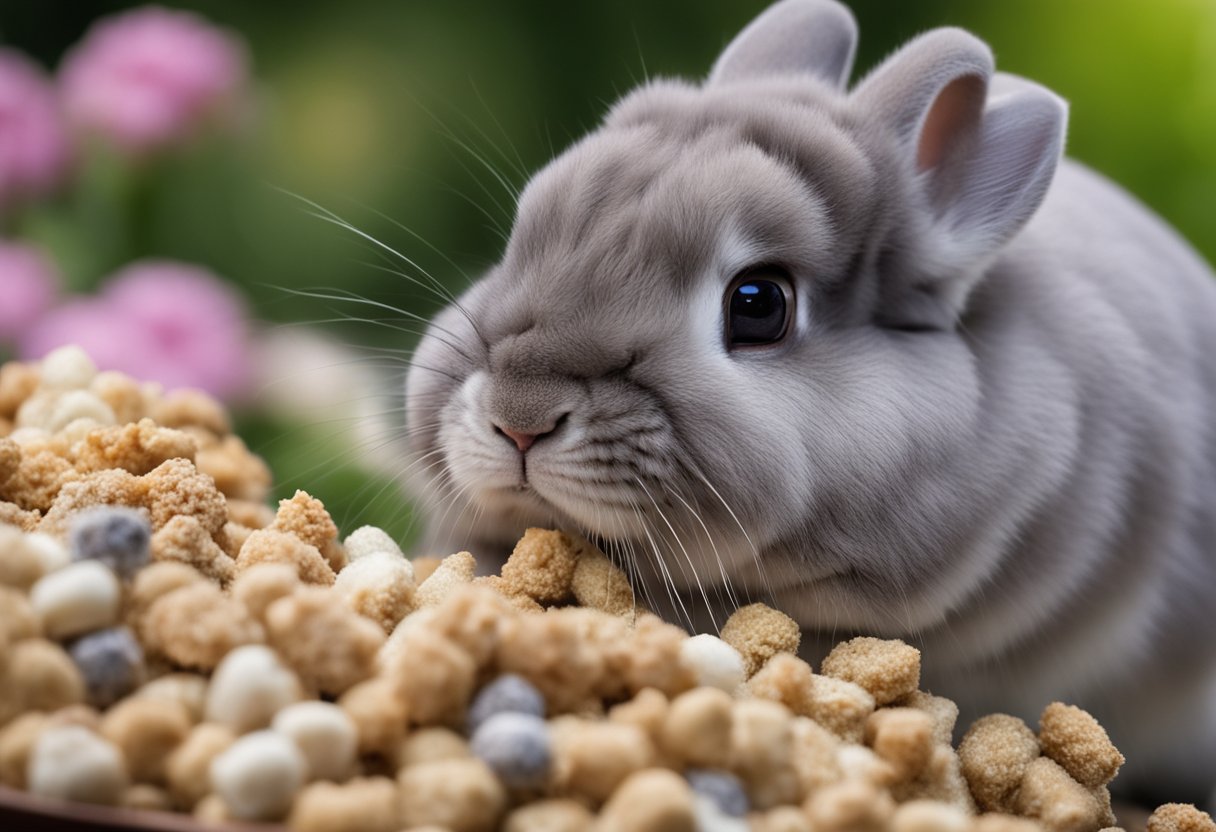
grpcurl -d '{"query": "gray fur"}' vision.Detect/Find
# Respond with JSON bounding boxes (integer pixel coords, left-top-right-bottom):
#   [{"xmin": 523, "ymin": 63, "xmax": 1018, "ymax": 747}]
[{"xmin": 404, "ymin": 0, "xmax": 1216, "ymax": 802}]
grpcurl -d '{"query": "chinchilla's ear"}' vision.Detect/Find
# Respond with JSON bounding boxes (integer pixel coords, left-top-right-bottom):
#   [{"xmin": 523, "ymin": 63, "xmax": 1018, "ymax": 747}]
[
  {"xmin": 853, "ymin": 29, "xmax": 1068, "ymax": 261},
  {"xmin": 708, "ymin": 0, "xmax": 858, "ymax": 89}
]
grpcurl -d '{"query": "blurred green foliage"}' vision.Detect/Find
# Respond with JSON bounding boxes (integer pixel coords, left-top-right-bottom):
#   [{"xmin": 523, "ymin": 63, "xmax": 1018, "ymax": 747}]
[{"xmin": 2, "ymin": 0, "xmax": 1212, "ymax": 543}]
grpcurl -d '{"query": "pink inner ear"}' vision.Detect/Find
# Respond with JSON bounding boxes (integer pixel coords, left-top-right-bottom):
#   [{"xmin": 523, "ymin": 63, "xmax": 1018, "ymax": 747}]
[{"xmin": 917, "ymin": 74, "xmax": 986, "ymax": 171}]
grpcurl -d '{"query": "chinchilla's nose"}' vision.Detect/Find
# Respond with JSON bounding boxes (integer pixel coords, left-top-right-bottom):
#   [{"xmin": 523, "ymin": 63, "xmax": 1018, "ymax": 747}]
[
  {"xmin": 491, "ymin": 413, "xmax": 568, "ymax": 452},
  {"xmin": 485, "ymin": 372, "xmax": 579, "ymax": 450}
]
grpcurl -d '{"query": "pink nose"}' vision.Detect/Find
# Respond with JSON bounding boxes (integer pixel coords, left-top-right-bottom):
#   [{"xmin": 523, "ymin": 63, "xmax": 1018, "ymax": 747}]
[{"xmin": 499, "ymin": 427, "xmax": 538, "ymax": 452}]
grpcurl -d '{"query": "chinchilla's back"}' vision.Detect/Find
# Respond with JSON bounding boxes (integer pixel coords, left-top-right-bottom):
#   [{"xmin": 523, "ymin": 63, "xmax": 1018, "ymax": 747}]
[{"xmin": 929, "ymin": 158, "xmax": 1216, "ymax": 799}]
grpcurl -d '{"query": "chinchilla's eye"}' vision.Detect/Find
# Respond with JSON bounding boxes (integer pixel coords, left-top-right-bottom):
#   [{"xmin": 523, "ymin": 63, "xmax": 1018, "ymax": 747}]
[{"xmin": 725, "ymin": 268, "xmax": 794, "ymax": 348}]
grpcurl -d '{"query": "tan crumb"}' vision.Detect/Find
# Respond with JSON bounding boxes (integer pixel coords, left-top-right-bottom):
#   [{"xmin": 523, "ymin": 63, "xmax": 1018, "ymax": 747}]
[
  {"xmin": 0, "ymin": 417, "xmax": 11, "ymax": 436},
  {"xmin": 803, "ymin": 673, "xmax": 876, "ymax": 743},
  {"xmin": 958, "ymin": 714, "xmax": 1040, "ymax": 813},
  {"xmin": 0, "ymin": 500, "xmax": 40, "ymax": 532},
  {"xmin": 89, "ymin": 371, "xmax": 150, "ymax": 425},
  {"xmin": 597, "ymin": 768, "xmax": 695, "ymax": 832},
  {"xmin": 191, "ymin": 793, "xmax": 232, "ymax": 824},
  {"xmin": 720, "ymin": 603, "xmax": 801, "ymax": 677},
  {"xmin": 1038, "ymin": 701, "xmax": 1124, "ymax": 789},
  {"xmin": 730, "ymin": 698, "xmax": 800, "ymax": 809},
  {"xmin": 0, "ymin": 523, "xmax": 44, "ymax": 589},
  {"xmin": 151, "ymin": 514, "xmax": 236, "ymax": 585},
  {"xmin": 499, "ymin": 527, "xmax": 579, "ymax": 603},
  {"xmin": 337, "ymin": 677, "xmax": 409, "ymax": 759},
  {"xmin": 890, "ymin": 799, "xmax": 971, "ymax": 832},
  {"xmin": 287, "ymin": 777, "xmax": 401, "ymax": 832},
  {"xmin": 835, "ymin": 744, "xmax": 897, "ymax": 789},
  {"xmin": 220, "ymin": 521, "xmax": 253, "ymax": 558},
  {"xmin": 334, "ymin": 552, "xmax": 418, "ymax": 634},
  {"xmin": 226, "ymin": 499, "xmax": 275, "ymax": 529},
  {"xmin": 503, "ymin": 798, "xmax": 593, "ymax": 832},
  {"xmin": 608, "ymin": 688, "xmax": 669, "ymax": 760},
  {"xmin": 380, "ymin": 626, "xmax": 475, "ymax": 726},
  {"xmin": 660, "ymin": 687, "xmax": 734, "ymax": 768},
  {"xmin": 803, "ymin": 778, "xmax": 895, "ymax": 832},
  {"xmin": 0, "ymin": 585, "xmax": 38, "ymax": 641},
  {"xmin": 569, "ymin": 537, "xmax": 635, "ymax": 617},
  {"xmin": 150, "ymin": 389, "xmax": 231, "ymax": 436},
  {"xmin": 0, "ymin": 712, "xmax": 48, "ymax": 787},
  {"xmin": 141, "ymin": 582, "xmax": 264, "ymax": 671},
  {"xmin": 495, "ymin": 608, "xmax": 607, "ymax": 713},
  {"xmin": 896, "ymin": 689, "xmax": 959, "ymax": 747},
  {"xmin": 893, "ymin": 743, "xmax": 976, "ymax": 811},
  {"xmin": 126, "ymin": 562, "xmax": 207, "ymax": 629},
  {"xmin": 196, "ymin": 435, "xmax": 272, "ymax": 503},
  {"xmin": 415, "ymin": 551, "xmax": 476, "ymax": 607},
  {"xmin": 397, "ymin": 758, "xmax": 506, "ymax": 832},
  {"xmin": 790, "ymin": 715, "xmax": 843, "ymax": 794},
  {"xmin": 425, "ymin": 584, "xmax": 514, "ymax": 667},
  {"xmin": 972, "ymin": 815, "xmax": 1045, "ymax": 832},
  {"xmin": 0, "ymin": 639, "xmax": 85, "ymax": 726},
  {"xmin": 99, "ymin": 698, "xmax": 191, "ymax": 785},
  {"xmin": 271, "ymin": 490, "xmax": 338, "ymax": 551},
  {"xmin": 5, "ymin": 450, "xmax": 79, "ymax": 511},
  {"xmin": 618, "ymin": 613, "xmax": 697, "ymax": 698},
  {"xmin": 550, "ymin": 716, "xmax": 656, "ymax": 804},
  {"xmin": 237, "ymin": 528, "xmax": 335, "ymax": 585},
  {"xmin": 265, "ymin": 586, "xmax": 385, "ymax": 696},
  {"xmin": 471, "ymin": 575, "xmax": 544, "ymax": 612},
  {"xmin": 752, "ymin": 806, "xmax": 815, "ymax": 832},
  {"xmin": 231, "ymin": 562, "xmax": 300, "ymax": 622},
  {"xmin": 1146, "ymin": 804, "xmax": 1216, "ymax": 832},
  {"xmin": 411, "ymin": 555, "xmax": 442, "ymax": 584},
  {"xmin": 1014, "ymin": 756, "xmax": 1102, "ymax": 832},
  {"xmin": 133, "ymin": 673, "xmax": 209, "ymax": 724},
  {"xmin": 140, "ymin": 458, "xmax": 229, "ymax": 537},
  {"xmin": 820, "ymin": 637, "xmax": 921, "ymax": 706},
  {"xmin": 865, "ymin": 708, "xmax": 936, "ymax": 782},
  {"xmin": 0, "ymin": 362, "xmax": 39, "ymax": 419},
  {"xmin": 0, "ymin": 437, "xmax": 19, "ymax": 486},
  {"xmin": 71, "ymin": 419, "xmax": 197, "ymax": 476},
  {"xmin": 750, "ymin": 653, "xmax": 816, "ymax": 715},
  {"xmin": 396, "ymin": 727, "xmax": 470, "ymax": 769}
]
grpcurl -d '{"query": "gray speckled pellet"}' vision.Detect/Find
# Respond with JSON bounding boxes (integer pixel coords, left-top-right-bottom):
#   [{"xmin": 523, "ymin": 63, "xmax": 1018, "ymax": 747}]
[
  {"xmin": 70, "ymin": 507, "xmax": 151, "ymax": 579},
  {"xmin": 469, "ymin": 711, "xmax": 551, "ymax": 790},
  {"xmin": 685, "ymin": 768, "xmax": 749, "ymax": 817},
  {"xmin": 467, "ymin": 673, "xmax": 546, "ymax": 732},
  {"xmin": 69, "ymin": 626, "xmax": 144, "ymax": 707}
]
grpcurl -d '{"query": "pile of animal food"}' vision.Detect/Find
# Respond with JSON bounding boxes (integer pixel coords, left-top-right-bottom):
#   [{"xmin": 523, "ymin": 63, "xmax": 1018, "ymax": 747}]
[{"xmin": 0, "ymin": 347, "xmax": 1213, "ymax": 832}]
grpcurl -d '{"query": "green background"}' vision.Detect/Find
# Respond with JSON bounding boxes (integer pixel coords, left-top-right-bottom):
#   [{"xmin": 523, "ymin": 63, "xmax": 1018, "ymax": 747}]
[{"xmin": 2, "ymin": 0, "xmax": 1212, "ymax": 544}]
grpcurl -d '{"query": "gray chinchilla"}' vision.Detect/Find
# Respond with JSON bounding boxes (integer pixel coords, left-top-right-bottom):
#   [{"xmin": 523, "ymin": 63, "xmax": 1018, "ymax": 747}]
[{"xmin": 404, "ymin": 0, "xmax": 1216, "ymax": 803}]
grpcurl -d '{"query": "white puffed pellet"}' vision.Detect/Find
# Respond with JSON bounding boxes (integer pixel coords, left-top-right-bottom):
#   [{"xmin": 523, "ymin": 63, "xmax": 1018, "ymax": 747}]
[
  {"xmin": 30, "ymin": 560, "xmax": 121, "ymax": 639},
  {"xmin": 333, "ymin": 551, "xmax": 415, "ymax": 631},
  {"xmin": 23, "ymin": 532, "xmax": 71, "ymax": 574},
  {"xmin": 47, "ymin": 391, "xmax": 116, "ymax": 433},
  {"xmin": 205, "ymin": 645, "xmax": 302, "ymax": 733},
  {"xmin": 27, "ymin": 725, "xmax": 129, "ymax": 805},
  {"xmin": 40, "ymin": 345, "xmax": 98, "ymax": 390},
  {"xmin": 342, "ymin": 525, "xmax": 405, "ymax": 562},
  {"xmin": 210, "ymin": 730, "xmax": 305, "ymax": 821},
  {"xmin": 59, "ymin": 417, "xmax": 107, "ymax": 445},
  {"xmin": 680, "ymin": 634, "xmax": 747, "ymax": 692},
  {"xmin": 271, "ymin": 701, "xmax": 358, "ymax": 782}
]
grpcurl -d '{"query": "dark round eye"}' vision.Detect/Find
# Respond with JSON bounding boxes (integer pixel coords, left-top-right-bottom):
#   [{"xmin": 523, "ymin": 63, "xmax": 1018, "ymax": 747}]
[{"xmin": 726, "ymin": 269, "xmax": 793, "ymax": 348}]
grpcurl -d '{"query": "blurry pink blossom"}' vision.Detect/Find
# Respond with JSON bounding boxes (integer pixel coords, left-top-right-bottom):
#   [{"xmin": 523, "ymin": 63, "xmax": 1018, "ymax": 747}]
[
  {"xmin": 0, "ymin": 50, "xmax": 71, "ymax": 212},
  {"xmin": 60, "ymin": 6, "xmax": 250, "ymax": 156},
  {"xmin": 21, "ymin": 260, "xmax": 252, "ymax": 399},
  {"xmin": 0, "ymin": 242, "xmax": 60, "ymax": 342}
]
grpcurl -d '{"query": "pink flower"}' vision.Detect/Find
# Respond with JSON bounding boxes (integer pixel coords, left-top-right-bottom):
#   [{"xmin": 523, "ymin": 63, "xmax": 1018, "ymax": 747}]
[
  {"xmin": 0, "ymin": 50, "xmax": 71, "ymax": 212},
  {"xmin": 20, "ymin": 260, "xmax": 252, "ymax": 399},
  {"xmin": 0, "ymin": 242, "xmax": 60, "ymax": 342},
  {"xmin": 59, "ymin": 6, "xmax": 250, "ymax": 156}
]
